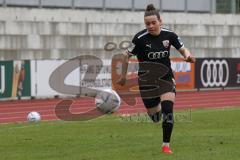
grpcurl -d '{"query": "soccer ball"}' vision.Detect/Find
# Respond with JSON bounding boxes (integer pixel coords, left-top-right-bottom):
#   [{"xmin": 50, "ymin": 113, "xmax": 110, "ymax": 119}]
[
  {"xmin": 27, "ymin": 111, "xmax": 41, "ymax": 122},
  {"xmin": 95, "ymin": 89, "xmax": 121, "ymax": 113}
]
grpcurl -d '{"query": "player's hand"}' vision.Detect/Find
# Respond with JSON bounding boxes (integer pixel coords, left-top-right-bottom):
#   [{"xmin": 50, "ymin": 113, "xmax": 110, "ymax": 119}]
[
  {"xmin": 184, "ymin": 56, "xmax": 195, "ymax": 63},
  {"xmin": 116, "ymin": 76, "xmax": 126, "ymax": 86}
]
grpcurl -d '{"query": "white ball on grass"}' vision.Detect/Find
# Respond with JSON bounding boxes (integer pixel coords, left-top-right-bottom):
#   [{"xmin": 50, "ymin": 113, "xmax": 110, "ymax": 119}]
[{"xmin": 27, "ymin": 111, "xmax": 41, "ymax": 122}]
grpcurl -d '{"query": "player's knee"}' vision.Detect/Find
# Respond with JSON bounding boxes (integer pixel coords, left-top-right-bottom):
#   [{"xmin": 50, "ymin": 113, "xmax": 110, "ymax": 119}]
[
  {"xmin": 148, "ymin": 111, "xmax": 161, "ymax": 123},
  {"xmin": 161, "ymin": 100, "xmax": 174, "ymax": 124}
]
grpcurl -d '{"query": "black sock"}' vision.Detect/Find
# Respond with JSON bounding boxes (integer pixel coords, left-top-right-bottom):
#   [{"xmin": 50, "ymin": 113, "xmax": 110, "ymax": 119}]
[{"xmin": 161, "ymin": 100, "xmax": 174, "ymax": 143}]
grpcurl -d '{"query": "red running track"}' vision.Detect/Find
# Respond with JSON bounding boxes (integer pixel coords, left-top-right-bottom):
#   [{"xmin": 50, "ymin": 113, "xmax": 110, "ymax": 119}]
[{"xmin": 0, "ymin": 89, "xmax": 240, "ymax": 124}]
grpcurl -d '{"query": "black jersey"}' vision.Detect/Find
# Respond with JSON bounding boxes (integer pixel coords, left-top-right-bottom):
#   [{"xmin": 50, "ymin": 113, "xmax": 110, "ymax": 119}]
[{"xmin": 127, "ymin": 28, "xmax": 184, "ymax": 79}]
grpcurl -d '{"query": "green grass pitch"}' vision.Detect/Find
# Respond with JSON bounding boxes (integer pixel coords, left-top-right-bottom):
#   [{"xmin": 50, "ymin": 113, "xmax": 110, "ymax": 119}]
[{"xmin": 0, "ymin": 108, "xmax": 240, "ymax": 160}]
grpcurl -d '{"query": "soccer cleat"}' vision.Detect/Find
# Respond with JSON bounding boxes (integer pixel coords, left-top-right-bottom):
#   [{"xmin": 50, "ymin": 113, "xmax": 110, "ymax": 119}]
[{"xmin": 162, "ymin": 146, "xmax": 173, "ymax": 154}]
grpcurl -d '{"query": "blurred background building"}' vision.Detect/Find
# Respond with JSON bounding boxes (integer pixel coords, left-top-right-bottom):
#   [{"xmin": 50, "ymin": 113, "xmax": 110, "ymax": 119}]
[
  {"xmin": 0, "ymin": 0, "xmax": 239, "ymax": 60},
  {"xmin": 0, "ymin": 0, "xmax": 239, "ymax": 13},
  {"xmin": 0, "ymin": 0, "xmax": 239, "ymax": 99}
]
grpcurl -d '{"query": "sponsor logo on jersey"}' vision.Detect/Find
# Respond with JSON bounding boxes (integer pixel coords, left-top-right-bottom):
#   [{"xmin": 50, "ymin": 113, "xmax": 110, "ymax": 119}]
[{"xmin": 147, "ymin": 51, "xmax": 169, "ymax": 60}]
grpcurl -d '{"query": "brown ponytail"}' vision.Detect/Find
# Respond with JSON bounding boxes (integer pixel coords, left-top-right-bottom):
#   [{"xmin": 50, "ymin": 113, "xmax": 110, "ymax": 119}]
[{"xmin": 144, "ymin": 4, "xmax": 160, "ymax": 19}]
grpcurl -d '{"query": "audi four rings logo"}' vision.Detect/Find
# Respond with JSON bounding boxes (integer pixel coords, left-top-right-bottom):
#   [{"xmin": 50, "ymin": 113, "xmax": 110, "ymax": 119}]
[
  {"xmin": 200, "ymin": 60, "xmax": 229, "ymax": 87},
  {"xmin": 148, "ymin": 51, "xmax": 169, "ymax": 59}
]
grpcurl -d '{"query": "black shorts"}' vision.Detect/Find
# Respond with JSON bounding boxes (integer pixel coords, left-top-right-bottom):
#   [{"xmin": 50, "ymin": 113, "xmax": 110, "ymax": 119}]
[{"xmin": 138, "ymin": 77, "xmax": 176, "ymax": 109}]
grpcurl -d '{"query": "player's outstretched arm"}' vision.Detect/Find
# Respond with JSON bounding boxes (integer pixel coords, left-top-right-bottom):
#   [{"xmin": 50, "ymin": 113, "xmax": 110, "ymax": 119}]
[
  {"xmin": 179, "ymin": 47, "xmax": 195, "ymax": 63},
  {"xmin": 116, "ymin": 51, "xmax": 130, "ymax": 86}
]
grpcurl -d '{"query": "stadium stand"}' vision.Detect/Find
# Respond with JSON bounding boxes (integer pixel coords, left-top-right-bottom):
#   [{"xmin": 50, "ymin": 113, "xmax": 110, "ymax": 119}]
[{"xmin": 0, "ymin": 0, "xmax": 239, "ymax": 60}]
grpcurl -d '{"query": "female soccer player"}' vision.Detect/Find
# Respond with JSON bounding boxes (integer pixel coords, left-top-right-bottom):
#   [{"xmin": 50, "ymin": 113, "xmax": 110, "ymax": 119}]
[{"xmin": 117, "ymin": 4, "xmax": 195, "ymax": 154}]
